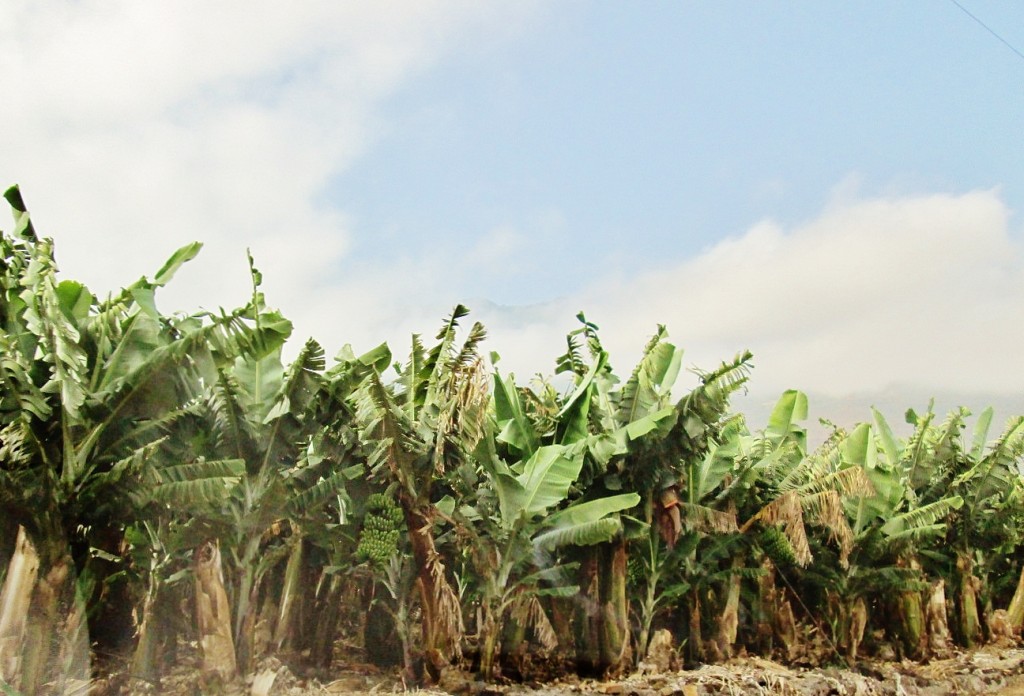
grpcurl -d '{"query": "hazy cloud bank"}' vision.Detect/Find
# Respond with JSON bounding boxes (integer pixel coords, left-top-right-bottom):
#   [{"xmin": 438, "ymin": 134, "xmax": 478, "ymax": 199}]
[{"xmin": 316, "ymin": 189, "xmax": 1023, "ymax": 414}]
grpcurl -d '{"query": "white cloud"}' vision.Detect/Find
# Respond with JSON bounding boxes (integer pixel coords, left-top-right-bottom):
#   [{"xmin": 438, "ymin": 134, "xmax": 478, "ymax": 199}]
[
  {"xmin": 567, "ymin": 189, "xmax": 1024, "ymax": 398},
  {"xmin": 468, "ymin": 225, "xmax": 525, "ymax": 266},
  {"xmin": 0, "ymin": 0, "xmax": 533, "ymax": 314},
  {"xmin": 277, "ymin": 188, "xmax": 1024, "ymax": 409}
]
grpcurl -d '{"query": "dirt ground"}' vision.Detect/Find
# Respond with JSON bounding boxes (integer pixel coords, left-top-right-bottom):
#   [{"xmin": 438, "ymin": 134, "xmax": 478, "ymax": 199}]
[{"xmin": 101, "ymin": 645, "xmax": 1024, "ymax": 696}]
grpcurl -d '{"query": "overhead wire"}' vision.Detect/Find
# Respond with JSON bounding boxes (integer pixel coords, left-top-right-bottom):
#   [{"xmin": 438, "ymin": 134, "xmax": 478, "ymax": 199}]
[{"xmin": 948, "ymin": 0, "xmax": 1024, "ymax": 64}]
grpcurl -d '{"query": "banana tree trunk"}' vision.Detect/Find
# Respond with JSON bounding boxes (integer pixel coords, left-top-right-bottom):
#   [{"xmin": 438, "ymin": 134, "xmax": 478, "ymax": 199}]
[
  {"xmin": 573, "ymin": 552, "xmax": 601, "ymax": 675},
  {"xmin": 956, "ymin": 552, "xmax": 982, "ymax": 647},
  {"xmin": 774, "ymin": 595, "xmax": 799, "ymax": 661},
  {"xmin": 273, "ymin": 535, "xmax": 303, "ymax": 651},
  {"xmin": 635, "ymin": 574, "xmax": 657, "ymax": 665},
  {"xmin": 232, "ymin": 535, "xmax": 263, "ymax": 675},
  {"xmin": 599, "ymin": 540, "xmax": 631, "ymax": 676},
  {"xmin": 574, "ymin": 544, "xmax": 631, "ymax": 676},
  {"xmin": 365, "ymin": 593, "xmax": 402, "ymax": 668},
  {"xmin": 393, "ymin": 584, "xmax": 416, "ymax": 684},
  {"xmin": 310, "ymin": 573, "xmax": 344, "ymax": 668},
  {"xmin": 686, "ymin": 588, "xmax": 704, "ymax": 664},
  {"xmin": 756, "ymin": 558, "xmax": 798, "ymax": 661},
  {"xmin": 478, "ymin": 598, "xmax": 500, "ymax": 681},
  {"xmin": 754, "ymin": 560, "xmax": 774, "ymax": 655},
  {"xmin": 21, "ymin": 557, "xmax": 70, "ymax": 694},
  {"xmin": 845, "ymin": 596, "xmax": 867, "ymax": 665},
  {"xmin": 402, "ymin": 497, "xmax": 461, "ymax": 681},
  {"xmin": 896, "ymin": 591, "xmax": 925, "ymax": 658},
  {"xmin": 0, "ymin": 526, "xmax": 39, "ymax": 686},
  {"xmin": 1007, "ymin": 564, "xmax": 1024, "ymax": 633},
  {"xmin": 1, "ymin": 526, "xmax": 87, "ymax": 694},
  {"xmin": 253, "ymin": 587, "xmax": 276, "ymax": 662},
  {"xmin": 292, "ymin": 549, "xmax": 321, "ymax": 655},
  {"xmin": 502, "ymin": 598, "xmax": 531, "ymax": 674},
  {"xmin": 894, "ymin": 556, "xmax": 926, "ymax": 659},
  {"xmin": 59, "ymin": 576, "xmax": 90, "ymax": 689},
  {"xmin": 546, "ymin": 594, "xmax": 575, "ymax": 660},
  {"xmin": 130, "ymin": 533, "xmax": 180, "ymax": 688},
  {"xmin": 130, "ymin": 588, "xmax": 157, "ymax": 684},
  {"xmin": 714, "ymin": 557, "xmax": 743, "ymax": 661},
  {"xmin": 925, "ymin": 579, "xmax": 952, "ymax": 656},
  {"xmin": 194, "ymin": 540, "xmax": 237, "ymax": 682}
]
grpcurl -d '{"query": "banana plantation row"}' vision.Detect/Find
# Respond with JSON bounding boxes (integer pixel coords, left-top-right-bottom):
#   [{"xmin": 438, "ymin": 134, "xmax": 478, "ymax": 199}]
[{"xmin": 1, "ymin": 186, "xmax": 1023, "ymax": 694}]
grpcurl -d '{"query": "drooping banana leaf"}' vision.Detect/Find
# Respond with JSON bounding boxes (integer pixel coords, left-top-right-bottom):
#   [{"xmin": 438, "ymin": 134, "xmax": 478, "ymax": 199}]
[
  {"xmin": 149, "ymin": 458, "xmax": 246, "ymax": 506},
  {"xmin": 493, "ymin": 372, "xmax": 540, "ymax": 457},
  {"xmin": 555, "ymin": 350, "xmax": 607, "ymax": 445},
  {"xmin": 488, "ymin": 445, "xmax": 583, "ymax": 528},
  {"xmin": 881, "ymin": 495, "xmax": 963, "ymax": 540},
  {"xmin": 531, "ymin": 492, "xmax": 641, "ymax": 550},
  {"xmin": 532, "ymin": 517, "xmax": 623, "ymax": 551}
]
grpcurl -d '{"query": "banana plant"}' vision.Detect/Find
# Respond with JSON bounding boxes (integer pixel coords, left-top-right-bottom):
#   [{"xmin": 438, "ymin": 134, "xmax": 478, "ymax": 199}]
[
  {"xmin": 723, "ymin": 392, "xmax": 880, "ymax": 663},
  {"xmin": 576, "ymin": 323, "xmax": 681, "ymax": 675},
  {"xmin": 0, "ymin": 187, "xmax": 261, "ymax": 692},
  {"xmin": 519, "ymin": 321, "xmax": 755, "ymax": 670},
  {"xmin": 944, "ymin": 412, "xmax": 1024, "ymax": 643},
  {"xmin": 622, "ymin": 351, "xmax": 754, "ymax": 665},
  {"xmin": 458, "ymin": 425, "xmax": 640, "ymax": 680},
  {"xmin": 168, "ymin": 338, "xmax": 360, "ymax": 676},
  {"xmin": 125, "ymin": 256, "xmax": 362, "ymax": 680},
  {"xmin": 351, "ymin": 305, "xmax": 489, "ymax": 681},
  {"xmin": 493, "ymin": 322, "xmax": 684, "ymax": 675},
  {"xmin": 127, "ymin": 464, "xmax": 246, "ymax": 685},
  {"xmin": 831, "ymin": 407, "xmax": 966, "ymax": 659}
]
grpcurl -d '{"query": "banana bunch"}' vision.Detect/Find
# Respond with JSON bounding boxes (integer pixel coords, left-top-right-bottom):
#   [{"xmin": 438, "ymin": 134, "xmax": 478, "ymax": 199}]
[
  {"xmin": 626, "ymin": 554, "xmax": 645, "ymax": 587},
  {"xmin": 356, "ymin": 493, "xmax": 404, "ymax": 565},
  {"xmin": 758, "ymin": 524, "xmax": 798, "ymax": 567}
]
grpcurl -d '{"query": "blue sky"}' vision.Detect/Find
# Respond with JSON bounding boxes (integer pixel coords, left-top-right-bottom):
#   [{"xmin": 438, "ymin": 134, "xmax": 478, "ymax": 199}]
[
  {"xmin": 332, "ymin": 1, "xmax": 1024, "ymax": 303},
  {"xmin": 1, "ymin": 1, "xmax": 1023, "ymax": 423}
]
